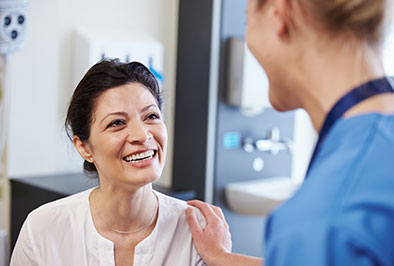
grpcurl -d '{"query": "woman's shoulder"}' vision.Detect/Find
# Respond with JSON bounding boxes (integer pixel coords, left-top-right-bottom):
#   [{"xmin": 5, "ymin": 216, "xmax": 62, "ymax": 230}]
[
  {"xmin": 27, "ymin": 187, "xmax": 94, "ymax": 227},
  {"xmin": 154, "ymin": 190, "xmax": 187, "ymax": 208},
  {"xmin": 11, "ymin": 188, "xmax": 96, "ymax": 265},
  {"xmin": 154, "ymin": 190, "xmax": 206, "ymax": 227},
  {"xmin": 147, "ymin": 191, "xmax": 206, "ymax": 265}
]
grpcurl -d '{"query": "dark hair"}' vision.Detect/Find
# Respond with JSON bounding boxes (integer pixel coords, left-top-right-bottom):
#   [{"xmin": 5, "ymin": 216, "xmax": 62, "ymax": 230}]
[{"xmin": 65, "ymin": 59, "xmax": 163, "ymax": 177}]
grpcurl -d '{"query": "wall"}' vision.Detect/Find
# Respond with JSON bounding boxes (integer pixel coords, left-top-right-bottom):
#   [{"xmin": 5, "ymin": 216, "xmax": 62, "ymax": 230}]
[
  {"xmin": 0, "ymin": 0, "xmax": 179, "ymax": 236},
  {"xmin": 383, "ymin": 29, "xmax": 394, "ymax": 75}
]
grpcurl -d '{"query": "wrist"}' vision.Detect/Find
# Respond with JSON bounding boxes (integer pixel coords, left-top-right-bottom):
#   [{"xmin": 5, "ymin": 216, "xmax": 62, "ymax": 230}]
[{"xmin": 205, "ymin": 250, "xmax": 232, "ymax": 266}]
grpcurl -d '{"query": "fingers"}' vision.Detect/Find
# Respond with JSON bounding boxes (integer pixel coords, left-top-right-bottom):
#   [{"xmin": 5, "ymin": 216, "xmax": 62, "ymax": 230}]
[
  {"xmin": 187, "ymin": 200, "xmax": 217, "ymax": 221},
  {"xmin": 211, "ymin": 205, "xmax": 229, "ymax": 230},
  {"xmin": 187, "ymin": 199, "xmax": 209, "ymax": 209},
  {"xmin": 187, "ymin": 200, "xmax": 229, "ymax": 229},
  {"xmin": 211, "ymin": 205, "xmax": 225, "ymax": 221},
  {"xmin": 186, "ymin": 207, "xmax": 203, "ymax": 235}
]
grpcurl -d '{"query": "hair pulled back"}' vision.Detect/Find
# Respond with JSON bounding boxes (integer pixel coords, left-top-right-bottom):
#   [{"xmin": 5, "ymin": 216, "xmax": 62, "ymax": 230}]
[
  {"xmin": 258, "ymin": 0, "xmax": 389, "ymax": 43},
  {"xmin": 65, "ymin": 59, "xmax": 162, "ymax": 177}
]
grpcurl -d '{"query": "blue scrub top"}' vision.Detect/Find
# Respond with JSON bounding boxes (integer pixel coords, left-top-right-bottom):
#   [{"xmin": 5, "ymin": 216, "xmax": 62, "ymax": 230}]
[{"xmin": 265, "ymin": 113, "xmax": 394, "ymax": 266}]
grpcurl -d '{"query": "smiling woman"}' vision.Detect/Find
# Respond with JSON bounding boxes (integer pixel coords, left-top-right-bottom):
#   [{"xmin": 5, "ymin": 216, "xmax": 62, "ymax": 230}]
[
  {"xmin": 72, "ymin": 81, "xmax": 167, "ymax": 189},
  {"xmin": 10, "ymin": 60, "xmax": 206, "ymax": 266}
]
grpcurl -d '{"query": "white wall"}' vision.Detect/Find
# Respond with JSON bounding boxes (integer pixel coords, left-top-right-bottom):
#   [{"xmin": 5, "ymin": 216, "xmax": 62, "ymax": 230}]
[
  {"xmin": 0, "ymin": 0, "xmax": 179, "ymax": 233},
  {"xmin": 292, "ymin": 109, "xmax": 316, "ymax": 183},
  {"xmin": 383, "ymin": 27, "xmax": 394, "ymax": 75}
]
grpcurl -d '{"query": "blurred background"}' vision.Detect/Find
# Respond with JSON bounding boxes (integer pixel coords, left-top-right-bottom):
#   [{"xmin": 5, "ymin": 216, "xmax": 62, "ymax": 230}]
[{"xmin": 0, "ymin": 0, "xmax": 393, "ymax": 263}]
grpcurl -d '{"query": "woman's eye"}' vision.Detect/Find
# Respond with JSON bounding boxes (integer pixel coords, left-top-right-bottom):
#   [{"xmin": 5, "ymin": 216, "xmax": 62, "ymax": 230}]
[
  {"xmin": 107, "ymin": 119, "xmax": 125, "ymax": 128},
  {"xmin": 146, "ymin": 113, "xmax": 160, "ymax": 120}
]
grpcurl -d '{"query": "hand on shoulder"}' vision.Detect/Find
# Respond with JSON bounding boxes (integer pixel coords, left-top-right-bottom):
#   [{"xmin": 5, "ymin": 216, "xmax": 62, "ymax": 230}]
[
  {"xmin": 185, "ymin": 200, "xmax": 263, "ymax": 266},
  {"xmin": 185, "ymin": 200, "xmax": 232, "ymax": 265}
]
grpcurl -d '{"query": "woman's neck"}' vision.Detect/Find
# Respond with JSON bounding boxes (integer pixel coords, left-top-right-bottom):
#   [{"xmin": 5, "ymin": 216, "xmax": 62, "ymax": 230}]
[
  {"xmin": 91, "ymin": 183, "xmax": 158, "ymax": 233},
  {"xmin": 296, "ymin": 41, "xmax": 386, "ymax": 133}
]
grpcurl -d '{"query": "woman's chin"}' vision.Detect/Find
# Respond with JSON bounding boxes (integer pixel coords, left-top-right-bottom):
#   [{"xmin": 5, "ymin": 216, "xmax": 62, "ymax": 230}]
[
  {"xmin": 117, "ymin": 171, "xmax": 161, "ymax": 189},
  {"xmin": 269, "ymin": 92, "xmax": 297, "ymax": 112},
  {"xmin": 137, "ymin": 174, "xmax": 161, "ymax": 187},
  {"xmin": 269, "ymin": 97, "xmax": 288, "ymax": 112}
]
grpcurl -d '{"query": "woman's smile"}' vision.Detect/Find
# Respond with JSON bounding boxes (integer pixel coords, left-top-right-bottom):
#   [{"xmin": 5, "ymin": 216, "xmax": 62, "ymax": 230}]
[{"xmin": 122, "ymin": 149, "xmax": 158, "ymax": 167}]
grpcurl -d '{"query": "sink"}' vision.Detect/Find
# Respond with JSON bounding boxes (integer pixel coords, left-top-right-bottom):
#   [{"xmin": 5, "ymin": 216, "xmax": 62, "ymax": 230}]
[{"xmin": 225, "ymin": 177, "xmax": 301, "ymax": 216}]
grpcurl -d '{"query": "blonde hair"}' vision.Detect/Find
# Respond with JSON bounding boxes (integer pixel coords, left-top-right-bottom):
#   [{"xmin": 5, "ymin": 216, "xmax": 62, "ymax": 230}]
[{"xmin": 258, "ymin": 0, "xmax": 391, "ymax": 44}]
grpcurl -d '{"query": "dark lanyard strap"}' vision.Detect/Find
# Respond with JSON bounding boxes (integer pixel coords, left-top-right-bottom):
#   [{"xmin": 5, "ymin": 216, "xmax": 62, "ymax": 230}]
[{"xmin": 305, "ymin": 77, "xmax": 394, "ymax": 178}]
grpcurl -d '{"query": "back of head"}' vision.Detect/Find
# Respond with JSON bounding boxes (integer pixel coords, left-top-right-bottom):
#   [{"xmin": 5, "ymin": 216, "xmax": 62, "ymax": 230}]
[
  {"xmin": 258, "ymin": 0, "xmax": 391, "ymax": 45},
  {"xmin": 304, "ymin": 0, "xmax": 389, "ymax": 44}
]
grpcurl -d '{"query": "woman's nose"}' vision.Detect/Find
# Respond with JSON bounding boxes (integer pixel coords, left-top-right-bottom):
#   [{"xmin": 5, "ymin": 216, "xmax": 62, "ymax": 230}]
[{"xmin": 127, "ymin": 122, "xmax": 152, "ymax": 144}]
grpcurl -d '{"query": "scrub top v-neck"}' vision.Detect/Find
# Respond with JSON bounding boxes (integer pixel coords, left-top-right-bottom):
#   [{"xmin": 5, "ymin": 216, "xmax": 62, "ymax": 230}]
[{"xmin": 306, "ymin": 76, "xmax": 394, "ymax": 177}]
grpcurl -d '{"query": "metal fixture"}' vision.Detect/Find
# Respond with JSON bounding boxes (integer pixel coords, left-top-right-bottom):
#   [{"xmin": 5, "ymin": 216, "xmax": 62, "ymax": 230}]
[
  {"xmin": 243, "ymin": 127, "xmax": 293, "ymax": 155},
  {"xmin": 242, "ymin": 136, "xmax": 255, "ymax": 153},
  {"xmin": 252, "ymin": 157, "xmax": 264, "ymax": 172}
]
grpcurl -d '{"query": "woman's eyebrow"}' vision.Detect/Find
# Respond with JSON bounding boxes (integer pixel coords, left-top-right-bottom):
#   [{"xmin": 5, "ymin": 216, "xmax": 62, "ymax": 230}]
[
  {"xmin": 100, "ymin": 105, "xmax": 157, "ymax": 124},
  {"xmin": 100, "ymin": 111, "xmax": 128, "ymax": 124},
  {"xmin": 141, "ymin": 104, "xmax": 157, "ymax": 112}
]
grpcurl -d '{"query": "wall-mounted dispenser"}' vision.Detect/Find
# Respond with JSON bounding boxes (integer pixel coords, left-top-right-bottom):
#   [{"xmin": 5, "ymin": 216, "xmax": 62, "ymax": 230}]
[
  {"xmin": 73, "ymin": 28, "xmax": 164, "ymax": 90},
  {"xmin": 226, "ymin": 37, "xmax": 271, "ymax": 116}
]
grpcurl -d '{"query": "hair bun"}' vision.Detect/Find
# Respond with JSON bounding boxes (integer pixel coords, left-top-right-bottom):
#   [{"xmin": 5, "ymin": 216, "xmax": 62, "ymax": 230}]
[{"xmin": 322, "ymin": 0, "xmax": 385, "ymax": 42}]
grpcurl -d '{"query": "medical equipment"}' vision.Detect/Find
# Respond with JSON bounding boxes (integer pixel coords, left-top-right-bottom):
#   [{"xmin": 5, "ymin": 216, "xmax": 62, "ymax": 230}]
[
  {"xmin": 0, "ymin": 0, "xmax": 27, "ymax": 178},
  {"xmin": 0, "ymin": 1, "xmax": 27, "ymax": 264}
]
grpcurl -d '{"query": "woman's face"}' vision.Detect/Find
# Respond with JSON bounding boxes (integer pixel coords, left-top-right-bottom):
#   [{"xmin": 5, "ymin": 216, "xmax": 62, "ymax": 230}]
[{"xmin": 80, "ymin": 83, "xmax": 167, "ymax": 188}]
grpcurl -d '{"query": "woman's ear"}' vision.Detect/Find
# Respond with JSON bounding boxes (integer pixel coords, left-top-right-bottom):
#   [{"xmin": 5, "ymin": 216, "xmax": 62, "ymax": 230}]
[
  {"xmin": 272, "ymin": 0, "xmax": 290, "ymax": 37},
  {"xmin": 73, "ymin": 136, "xmax": 94, "ymax": 163}
]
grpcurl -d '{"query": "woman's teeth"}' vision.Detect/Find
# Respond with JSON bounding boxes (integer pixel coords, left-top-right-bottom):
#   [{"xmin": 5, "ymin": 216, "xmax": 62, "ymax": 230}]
[{"xmin": 124, "ymin": 150, "xmax": 154, "ymax": 163}]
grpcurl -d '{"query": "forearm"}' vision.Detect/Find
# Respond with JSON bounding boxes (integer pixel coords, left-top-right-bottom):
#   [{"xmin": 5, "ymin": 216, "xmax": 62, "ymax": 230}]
[{"xmin": 206, "ymin": 252, "xmax": 263, "ymax": 266}]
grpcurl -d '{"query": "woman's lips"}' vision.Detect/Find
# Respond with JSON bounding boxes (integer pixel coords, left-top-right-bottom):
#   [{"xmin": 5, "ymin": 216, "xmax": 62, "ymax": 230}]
[{"xmin": 122, "ymin": 150, "xmax": 157, "ymax": 167}]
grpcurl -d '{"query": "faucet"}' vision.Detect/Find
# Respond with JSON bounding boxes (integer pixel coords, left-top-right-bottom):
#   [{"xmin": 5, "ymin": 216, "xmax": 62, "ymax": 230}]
[{"xmin": 243, "ymin": 127, "xmax": 293, "ymax": 155}]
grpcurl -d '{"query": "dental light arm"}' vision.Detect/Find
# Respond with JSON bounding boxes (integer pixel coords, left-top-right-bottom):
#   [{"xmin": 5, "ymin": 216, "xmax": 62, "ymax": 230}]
[{"xmin": 0, "ymin": 0, "xmax": 28, "ymax": 181}]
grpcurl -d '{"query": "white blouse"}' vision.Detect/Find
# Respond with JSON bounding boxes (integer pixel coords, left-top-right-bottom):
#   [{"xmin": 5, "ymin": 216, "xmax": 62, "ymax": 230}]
[{"xmin": 10, "ymin": 188, "xmax": 206, "ymax": 266}]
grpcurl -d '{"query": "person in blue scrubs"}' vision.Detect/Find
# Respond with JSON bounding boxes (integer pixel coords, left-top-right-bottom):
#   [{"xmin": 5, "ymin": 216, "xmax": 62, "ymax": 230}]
[{"xmin": 185, "ymin": 0, "xmax": 394, "ymax": 265}]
